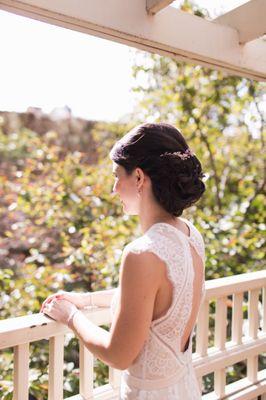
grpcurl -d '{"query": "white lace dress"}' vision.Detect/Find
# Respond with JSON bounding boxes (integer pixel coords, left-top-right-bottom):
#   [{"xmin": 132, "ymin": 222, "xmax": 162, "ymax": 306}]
[{"xmin": 110, "ymin": 217, "xmax": 206, "ymax": 400}]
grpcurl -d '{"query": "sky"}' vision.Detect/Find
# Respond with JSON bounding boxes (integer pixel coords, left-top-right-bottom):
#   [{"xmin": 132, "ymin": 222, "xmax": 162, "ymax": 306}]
[
  {"xmin": 0, "ymin": 10, "xmax": 137, "ymax": 122},
  {"xmin": 0, "ymin": 0, "xmax": 250, "ymax": 121}
]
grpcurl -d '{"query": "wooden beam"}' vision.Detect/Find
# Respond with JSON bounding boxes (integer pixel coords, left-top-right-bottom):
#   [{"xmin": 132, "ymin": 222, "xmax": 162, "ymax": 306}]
[
  {"xmin": 215, "ymin": 0, "xmax": 266, "ymax": 44},
  {"xmin": 0, "ymin": 0, "xmax": 265, "ymax": 81},
  {"xmin": 146, "ymin": 0, "xmax": 175, "ymax": 15}
]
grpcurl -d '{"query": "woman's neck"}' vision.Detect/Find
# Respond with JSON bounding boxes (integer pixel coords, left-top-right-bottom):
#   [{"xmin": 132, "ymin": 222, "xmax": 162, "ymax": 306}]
[{"xmin": 139, "ymin": 213, "xmax": 178, "ymax": 234}]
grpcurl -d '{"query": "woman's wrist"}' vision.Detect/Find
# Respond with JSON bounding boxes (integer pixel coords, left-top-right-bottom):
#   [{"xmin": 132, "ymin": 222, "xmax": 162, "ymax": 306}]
[{"xmin": 67, "ymin": 309, "xmax": 81, "ymax": 329}]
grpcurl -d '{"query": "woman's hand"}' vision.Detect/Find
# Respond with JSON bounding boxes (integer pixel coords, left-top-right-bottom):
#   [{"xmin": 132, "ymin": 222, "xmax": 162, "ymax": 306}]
[
  {"xmin": 42, "ymin": 297, "xmax": 79, "ymax": 326},
  {"xmin": 40, "ymin": 291, "xmax": 88, "ymax": 313}
]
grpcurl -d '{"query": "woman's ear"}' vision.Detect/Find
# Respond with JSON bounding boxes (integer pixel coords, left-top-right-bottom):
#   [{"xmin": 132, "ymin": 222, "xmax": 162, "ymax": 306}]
[{"xmin": 135, "ymin": 167, "xmax": 145, "ymax": 184}]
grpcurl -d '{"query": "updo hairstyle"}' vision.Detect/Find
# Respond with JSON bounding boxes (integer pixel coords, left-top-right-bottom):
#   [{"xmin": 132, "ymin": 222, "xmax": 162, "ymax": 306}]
[{"xmin": 109, "ymin": 122, "xmax": 206, "ymax": 217}]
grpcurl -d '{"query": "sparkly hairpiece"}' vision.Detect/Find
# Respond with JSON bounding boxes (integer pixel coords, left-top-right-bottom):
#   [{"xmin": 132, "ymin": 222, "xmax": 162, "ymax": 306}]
[{"xmin": 159, "ymin": 148, "xmax": 195, "ymax": 160}]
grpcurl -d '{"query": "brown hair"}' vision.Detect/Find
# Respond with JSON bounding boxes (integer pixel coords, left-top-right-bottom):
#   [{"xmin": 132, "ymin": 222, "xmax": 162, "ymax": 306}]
[{"xmin": 110, "ymin": 122, "xmax": 206, "ymax": 216}]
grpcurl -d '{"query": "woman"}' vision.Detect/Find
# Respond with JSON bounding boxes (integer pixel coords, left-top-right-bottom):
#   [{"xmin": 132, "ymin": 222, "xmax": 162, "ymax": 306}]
[{"xmin": 41, "ymin": 122, "xmax": 206, "ymax": 399}]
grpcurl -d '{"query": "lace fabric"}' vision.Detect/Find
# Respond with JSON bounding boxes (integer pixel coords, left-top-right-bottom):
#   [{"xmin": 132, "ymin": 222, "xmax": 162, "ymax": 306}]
[{"xmin": 110, "ymin": 218, "xmax": 205, "ymax": 399}]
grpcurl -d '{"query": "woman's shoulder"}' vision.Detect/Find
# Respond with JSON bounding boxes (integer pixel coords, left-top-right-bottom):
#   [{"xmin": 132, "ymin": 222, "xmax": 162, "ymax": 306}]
[
  {"xmin": 123, "ymin": 224, "xmax": 181, "ymax": 261},
  {"xmin": 124, "ymin": 234, "xmax": 153, "ymax": 255},
  {"xmin": 122, "ymin": 236, "xmax": 169, "ymax": 282}
]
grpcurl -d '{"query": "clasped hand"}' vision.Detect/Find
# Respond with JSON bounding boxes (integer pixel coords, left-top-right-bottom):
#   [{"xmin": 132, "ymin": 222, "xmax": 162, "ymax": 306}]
[{"xmin": 41, "ymin": 297, "xmax": 78, "ymax": 326}]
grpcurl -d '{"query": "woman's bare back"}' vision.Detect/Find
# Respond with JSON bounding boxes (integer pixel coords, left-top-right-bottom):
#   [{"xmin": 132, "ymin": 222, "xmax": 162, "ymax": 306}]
[{"xmin": 151, "ymin": 218, "xmax": 205, "ymax": 352}]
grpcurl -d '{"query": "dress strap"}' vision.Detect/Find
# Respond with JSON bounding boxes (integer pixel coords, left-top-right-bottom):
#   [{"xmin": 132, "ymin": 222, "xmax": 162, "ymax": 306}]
[{"xmin": 179, "ymin": 218, "xmax": 205, "ymax": 262}]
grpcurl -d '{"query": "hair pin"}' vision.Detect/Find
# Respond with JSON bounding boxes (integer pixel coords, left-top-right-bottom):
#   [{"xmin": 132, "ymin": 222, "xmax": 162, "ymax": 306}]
[{"xmin": 160, "ymin": 148, "xmax": 195, "ymax": 160}]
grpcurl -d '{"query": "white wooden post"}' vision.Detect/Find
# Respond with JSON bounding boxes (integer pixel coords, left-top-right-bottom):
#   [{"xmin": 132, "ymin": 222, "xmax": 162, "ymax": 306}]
[
  {"xmin": 48, "ymin": 335, "xmax": 64, "ymax": 400},
  {"xmin": 13, "ymin": 343, "xmax": 29, "ymax": 400},
  {"xmin": 214, "ymin": 368, "xmax": 226, "ymax": 398},
  {"xmin": 196, "ymin": 299, "xmax": 209, "ymax": 395},
  {"xmin": 214, "ymin": 297, "xmax": 227, "ymax": 397},
  {"xmin": 79, "ymin": 340, "xmax": 94, "ymax": 397},
  {"xmin": 196, "ymin": 299, "xmax": 209, "ymax": 356},
  {"xmin": 247, "ymin": 289, "xmax": 260, "ymax": 384},
  {"xmin": 262, "ymin": 286, "xmax": 266, "ymax": 333},
  {"xmin": 215, "ymin": 297, "xmax": 227, "ymax": 350},
  {"xmin": 248, "ymin": 289, "xmax": 260, "ymax": 339},
  {"xmin": 247, "ymin": 354, "xmax": 258, "ymax": 383},
  {"xmin": 109, "ymin": 367, "xmax": 121, "ymax": 390},
  {"xmin": 197, "ymin": 377, "xmax": 203, "ymax": 394},
  {"xmin": 232, "ymin": 292, "xmax": 243, "ymax": 344}
]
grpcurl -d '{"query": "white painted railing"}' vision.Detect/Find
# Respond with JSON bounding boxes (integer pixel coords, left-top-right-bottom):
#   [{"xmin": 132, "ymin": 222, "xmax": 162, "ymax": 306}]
[
  {"xmin": 0, "ymin": 270, "xmax": 265, "ymax": 400},
  {"xmin": 194, "ymin": 270, "xmax": 266, "ymax": 400}
]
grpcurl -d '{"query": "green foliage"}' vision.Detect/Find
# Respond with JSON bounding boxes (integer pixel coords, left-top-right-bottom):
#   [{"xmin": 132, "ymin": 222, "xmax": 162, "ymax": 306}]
[{"xmin": 0, "ymin": 124, "xmax": 138, "ymax": 398}]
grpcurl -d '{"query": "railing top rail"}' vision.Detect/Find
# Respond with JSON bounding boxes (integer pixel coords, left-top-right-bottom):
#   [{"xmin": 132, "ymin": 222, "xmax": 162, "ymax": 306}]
[
  {"xmin": 0, "ymin": 307, "xmax": 110, "ymax": 350},
  {"xmin": 205, "ymin": 270, "xmax": 266, "ymax": 300},
  {"xmin": 0, "ymin": 270, "xmax": 265, "ymax": 349}
]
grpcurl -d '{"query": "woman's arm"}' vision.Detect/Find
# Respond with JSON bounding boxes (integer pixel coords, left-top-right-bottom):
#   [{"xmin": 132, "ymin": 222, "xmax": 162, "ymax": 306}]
[
  {"xmin": 68, "ymin": 311, "xmax": 117, "ymax": 367},
  {"xmin": 82, "ymin": 288, "xmax": 117, "ymax": 308},
  {"xmin": 68, "ymin": 250, "xmax": 161, "ymax": 370}
]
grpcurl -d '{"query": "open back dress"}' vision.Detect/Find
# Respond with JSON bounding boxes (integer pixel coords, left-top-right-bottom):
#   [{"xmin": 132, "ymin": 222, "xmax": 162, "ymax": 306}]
[{"xmin": 110, "ymin": 217, "xmax": 206, "ymax": 399}]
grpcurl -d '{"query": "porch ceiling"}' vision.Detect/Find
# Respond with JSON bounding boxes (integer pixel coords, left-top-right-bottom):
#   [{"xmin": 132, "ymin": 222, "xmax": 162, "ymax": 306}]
[{"xmin": 0, "ymin": 0, "xmax": 265, "ymax": 81}]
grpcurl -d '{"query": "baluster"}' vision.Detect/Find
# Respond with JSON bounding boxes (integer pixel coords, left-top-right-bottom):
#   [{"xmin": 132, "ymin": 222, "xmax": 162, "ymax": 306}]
[
  {"xmin": 247, "ymin": 355, "xmax": 258, "ymax": 383},
  {"xmin": 197, "ymin": 376, "xmax": 203, "ymax": 393},
  {"xmin": 232, "ymin": 292, "xmax": 243, "ymax": 344},
  {"xmin": 263, "ymin": 286, "xmax": 266, "ymax": 333},
  {"xmin": 248, "ymin": 289, "xmax": 260, "ymax": 339},
  {"xmin": 13, "ymin": 343, "xmax": 29, "ymax": 400},
  {"xmin": 214, "ymin": 297, "xmax": 227, "ymax": 397},
  {"xmin": 79, "ymin": 340, "xmax": 94, "ymax": 397},
  {"xmin": 247, "ymin": 289, "xmax": 260, "ymax": 384},
  {"xmin": 48, "ymin": 335, "xmax": 64, "ymax": 400},
  {"xmin": 214, "ymin": 369, "xmax": 226, "ymax": 398},
  {"xmin": 215, "ymin": 297, "xmax": 227, "ymax": 350},
  {"xmin": 109, "ymin": 366, "xmax": 121, "ymax": 390},
  {"xmin": 196, "ymin": 299, "xmax": 209, "ymax": 356}
]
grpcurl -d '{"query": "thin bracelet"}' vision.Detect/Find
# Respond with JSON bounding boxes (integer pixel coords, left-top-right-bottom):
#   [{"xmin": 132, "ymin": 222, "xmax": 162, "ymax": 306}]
[{"xmin": 67, "ymin": 309, "xmax": 80, "ymax": 328}]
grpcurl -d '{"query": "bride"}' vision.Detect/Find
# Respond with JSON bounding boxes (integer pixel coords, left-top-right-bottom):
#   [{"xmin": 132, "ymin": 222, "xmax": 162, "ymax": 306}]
[{"xmin": 41, "ymin": 122, "xmax": 206, "ymax": 399}]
